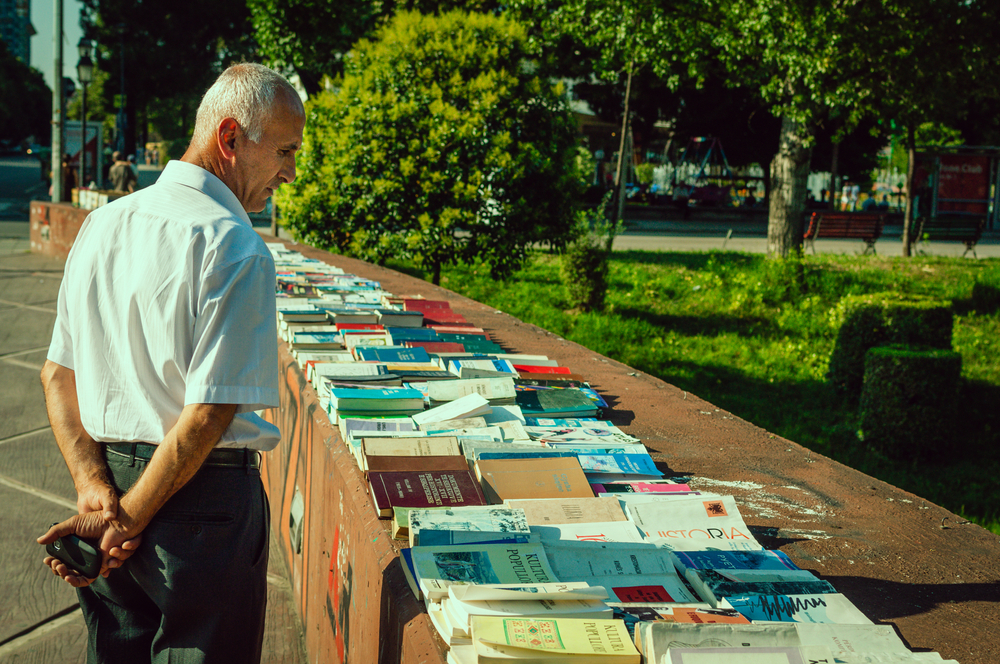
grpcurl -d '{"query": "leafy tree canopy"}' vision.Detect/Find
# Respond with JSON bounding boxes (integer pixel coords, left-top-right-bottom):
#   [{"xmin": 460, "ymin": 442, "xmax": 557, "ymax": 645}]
[
  {"xmin": 248, "ymin": 0, "xmax": 503, "ymax": 97},
  {"xmin": 276, "ymin": 10, "xmax": 581, "ymax": 284}
]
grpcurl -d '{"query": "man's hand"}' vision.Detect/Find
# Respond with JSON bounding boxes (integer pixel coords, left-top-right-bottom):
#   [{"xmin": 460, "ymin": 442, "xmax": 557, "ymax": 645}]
[
  {"xmin": 76, "ymin": 478, "xmax": 118, "ymax": 521},
  {"xmin": 37, "ymin": 513, "xmax": 142, "ymax": 587}
]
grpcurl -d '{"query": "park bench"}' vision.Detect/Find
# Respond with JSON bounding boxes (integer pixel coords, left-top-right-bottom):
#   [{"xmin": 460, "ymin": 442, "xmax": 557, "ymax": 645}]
[
  {"xmin": 803, "ymin": 212, "xmax": 886, "ymax": 255},
  {"xmin": 911, "ymin": 214, "xmax": 986, "ymax": 258}
]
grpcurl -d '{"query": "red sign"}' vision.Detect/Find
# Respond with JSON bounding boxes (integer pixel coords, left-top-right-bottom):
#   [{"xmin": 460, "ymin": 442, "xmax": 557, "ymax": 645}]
[{"xmin": 937, "ymin": 155, "xmax": 990, "ymax": 214}]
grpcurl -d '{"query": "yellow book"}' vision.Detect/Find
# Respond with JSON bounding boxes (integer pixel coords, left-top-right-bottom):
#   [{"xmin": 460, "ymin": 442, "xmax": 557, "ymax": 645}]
[{"xmin": 471, "ymin": 616, "xmax": 639, "ymax": 663}]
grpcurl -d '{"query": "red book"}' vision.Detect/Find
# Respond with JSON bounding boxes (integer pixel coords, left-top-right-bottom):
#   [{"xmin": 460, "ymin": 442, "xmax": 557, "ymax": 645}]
[
  {"xmin": 403, "ymin": 299, "xmax": 453, "ymax": 312},
  {"xmin": 512, "ymin": 365, "xmax": 572, "ymax": 374},
  {"xmin": 404, "ymin": 341, "xmax": 466, "ymax": 353},
  {"xmin": 367, "ymin": 469, "xmax": 487, "ymax": 518},
  {"xmin": 335, "ymin": 323, "xmax": 384, "ymax": 331}
]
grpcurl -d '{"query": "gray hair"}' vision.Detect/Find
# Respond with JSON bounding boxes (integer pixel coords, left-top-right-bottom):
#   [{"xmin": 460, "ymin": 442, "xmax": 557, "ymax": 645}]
[{"xmin": 192, "ymin": 63, "xmax": 302, "ymax": 146}]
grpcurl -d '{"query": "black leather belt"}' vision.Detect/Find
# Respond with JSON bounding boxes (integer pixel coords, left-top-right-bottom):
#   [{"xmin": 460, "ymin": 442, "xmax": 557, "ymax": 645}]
[{"xmin": 104, "ymin": 442, "xmax": 261, "ymax": 470}]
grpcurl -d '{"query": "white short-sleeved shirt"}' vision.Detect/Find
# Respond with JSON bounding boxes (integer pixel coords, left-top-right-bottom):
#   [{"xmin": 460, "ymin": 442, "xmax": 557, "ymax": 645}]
[{"xmin": 48, "ymin": 160, "xmax": 281, "ymax": 450}]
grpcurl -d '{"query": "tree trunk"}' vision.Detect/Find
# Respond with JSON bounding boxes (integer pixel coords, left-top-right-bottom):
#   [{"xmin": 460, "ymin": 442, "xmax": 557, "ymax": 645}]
[
  {"xmin": 901, "ymin": 123, "xmax": 916, "ymax": 257},
  {"xmin": 829, "ymin": 141, "xmax": 839, "ymax": 211},
  {"xmin": 767, "ymin": 116, "xmax": 812, "ymax": 257},
  {"xmin": 431, "ymin": 258, "xmax": 442, "ymax": 286}
]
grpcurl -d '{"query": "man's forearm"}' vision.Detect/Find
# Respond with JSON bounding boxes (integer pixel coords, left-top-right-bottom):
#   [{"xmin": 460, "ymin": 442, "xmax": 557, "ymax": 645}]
[
  {"xmin": 114, "ymin": 402, "xmax": 238, "ymax": 536},
  {"xmin": 40, "ymin": 360, "xmax": 110, "ymax": 500}
]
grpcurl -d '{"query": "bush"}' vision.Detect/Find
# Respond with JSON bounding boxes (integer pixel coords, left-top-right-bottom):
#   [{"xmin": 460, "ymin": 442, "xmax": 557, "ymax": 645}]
[
  {"xmin": 859, "ymin": 345, "xmax": 962, "ymax": 460},
  {"xmin": 827, "ymin": 293, "xmax": 953, "ymax": 396},
  {"xmin": 276, "ymin": 10, "xmax": 581, "ymax": 285},
  {"xmin": 560, "ymin": 225, "xmax": 609, "ymax": 312},
  {"xmin": 971, "ymin": 280, "xmax": 1000, "ymax": 314}
]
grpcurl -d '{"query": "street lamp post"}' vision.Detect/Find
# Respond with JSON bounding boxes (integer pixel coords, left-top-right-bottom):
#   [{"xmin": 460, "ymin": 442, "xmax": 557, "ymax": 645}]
[{"xmin": 76, "ymin": 38, "xmax": 94, "ymax": 189}]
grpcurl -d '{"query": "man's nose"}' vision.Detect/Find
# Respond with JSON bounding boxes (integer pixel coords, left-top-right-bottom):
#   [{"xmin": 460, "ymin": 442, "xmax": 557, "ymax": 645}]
[{"xmin": 281, "ymin": 156, "xmax": 296, "ymax": 185}]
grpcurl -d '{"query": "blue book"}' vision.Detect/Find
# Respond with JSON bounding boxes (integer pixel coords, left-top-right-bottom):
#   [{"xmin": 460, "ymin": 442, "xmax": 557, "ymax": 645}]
[
  {"xmin": 523, "ymin": 417, "xmax": 601, "ymax": 427},
  {"xmin": 355, "ymin": 347, "xmax": 432, "ymax": 363},
  {"xmin": 417, "ymin": 530, "xmax": 534, "ymax": 546},
  {"xmin": 671, "ymin": 550, "xmax": 801, "ymax": 573}
]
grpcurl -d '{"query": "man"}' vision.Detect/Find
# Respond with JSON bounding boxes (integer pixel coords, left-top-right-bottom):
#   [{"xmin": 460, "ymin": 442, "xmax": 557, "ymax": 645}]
[
  {"xmin": 108, "ymin": 150, "xmax": 137, "ymax": 193},
  {"xmin": 37, "ymin": 63, "xmax": 304, "ymax": 663}
]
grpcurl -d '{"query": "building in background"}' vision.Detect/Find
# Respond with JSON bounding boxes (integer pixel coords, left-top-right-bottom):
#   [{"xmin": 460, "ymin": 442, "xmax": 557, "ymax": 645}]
[{"xmin": 0, "ymin": 0, "xmax": 35, "ymax": 64}]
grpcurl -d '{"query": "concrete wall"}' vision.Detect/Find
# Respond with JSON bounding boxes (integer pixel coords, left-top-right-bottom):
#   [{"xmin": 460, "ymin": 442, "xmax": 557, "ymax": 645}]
[{"xmin": 29, "ymin": 201, "xmax": 89, "ymax": 260}]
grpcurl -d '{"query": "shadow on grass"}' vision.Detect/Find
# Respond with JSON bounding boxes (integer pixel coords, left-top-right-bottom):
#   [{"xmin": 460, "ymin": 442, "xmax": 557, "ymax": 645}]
[
  {"xmin": 643, "ymin": 356, "xmax": 1000, "ymax": 526},
  {"xmin": 614, "ymin": 307, "xmax": 779, "ymax": 339},
  {"xmin": 610, "ymin": 250, "xmax": 760, "ymax": 271}
]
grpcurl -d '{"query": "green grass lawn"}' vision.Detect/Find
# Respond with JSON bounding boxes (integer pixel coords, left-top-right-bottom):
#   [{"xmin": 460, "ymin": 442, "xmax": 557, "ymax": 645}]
[{"xmin": 387, "ymin": 250, "xmax": 1000, "ymax": 534}]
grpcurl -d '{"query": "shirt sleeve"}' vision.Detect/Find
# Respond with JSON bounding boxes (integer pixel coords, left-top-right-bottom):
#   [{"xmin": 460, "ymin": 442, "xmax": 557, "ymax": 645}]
[
  {"xmin": 46, "ymin": 256, "xmax": 75, "ymax": 370},
  {"xmin": 185, "ymin": 252, "xmax": 279, "ymax": 412}
]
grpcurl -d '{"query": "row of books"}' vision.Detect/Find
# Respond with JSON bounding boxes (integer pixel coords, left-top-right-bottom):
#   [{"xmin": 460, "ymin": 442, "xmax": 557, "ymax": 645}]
[{"xmin": 266, "ymin": 244, "xmax": 959, "ymax": 664}]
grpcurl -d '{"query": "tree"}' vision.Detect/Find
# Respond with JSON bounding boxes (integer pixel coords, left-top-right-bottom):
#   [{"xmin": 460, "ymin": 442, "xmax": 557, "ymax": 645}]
[
  {"xmin": 81, "ymin": 0, "xmax": 257, "ymax": 151},
  {"xmin": 276, "ymin": 11, "xmax": 581, "ymax": 285},
  {"xmin": 0, "ymin": 40, "xmax": 51, "ymax": 146},
  {"xmin": 248, "ymin": 0, "xmax": 504, "ymax": 98}
]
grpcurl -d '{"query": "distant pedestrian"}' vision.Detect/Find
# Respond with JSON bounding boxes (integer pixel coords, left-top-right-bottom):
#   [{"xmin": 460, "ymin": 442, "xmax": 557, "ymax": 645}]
[{"xmin": 108, "ymin": 151, "xmax": 137, "ymax": 193}]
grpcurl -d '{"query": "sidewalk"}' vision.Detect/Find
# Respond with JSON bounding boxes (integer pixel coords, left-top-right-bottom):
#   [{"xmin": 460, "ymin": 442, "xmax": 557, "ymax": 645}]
[{"xmin": 0, "ymin": 246, "xmax": 306, "ymax": 663}]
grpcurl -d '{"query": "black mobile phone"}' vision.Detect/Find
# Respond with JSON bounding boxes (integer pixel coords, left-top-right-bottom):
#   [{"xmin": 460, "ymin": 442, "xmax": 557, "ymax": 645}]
[{"xmin": 44, "ymin": 524, "xmax": 102, "ymax": 579}]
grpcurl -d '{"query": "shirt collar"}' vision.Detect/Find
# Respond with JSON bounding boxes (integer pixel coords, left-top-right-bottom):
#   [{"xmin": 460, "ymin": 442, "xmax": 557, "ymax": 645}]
[{"xmin": 159, "ymin": 160, "xmax": 252, "ymax": 226}]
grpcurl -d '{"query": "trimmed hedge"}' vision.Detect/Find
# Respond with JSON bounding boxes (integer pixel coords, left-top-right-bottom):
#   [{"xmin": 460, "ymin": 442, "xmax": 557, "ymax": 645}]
[
  {"xmin": 561, "ymin": 230, "xmax": 610, "ymax": 312},
  {"xmin": 859, "ymin": 345, "xmax": 962, "ymax": 460},
  {"xmin": 827, "ymin": 293, "xmax": 953, "ymax": 396}
]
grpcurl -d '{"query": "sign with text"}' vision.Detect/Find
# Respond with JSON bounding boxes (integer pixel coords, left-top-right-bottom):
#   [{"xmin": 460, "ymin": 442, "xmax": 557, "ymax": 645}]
[{"xmin": 937, "ymin": 154, "xmax": 990, "ymax": 214}]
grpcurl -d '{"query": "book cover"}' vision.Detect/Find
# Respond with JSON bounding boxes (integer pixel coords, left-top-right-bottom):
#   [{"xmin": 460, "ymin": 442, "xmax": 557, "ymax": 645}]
[
  {"xmin": 361, "ymin": 436, "xmax": 461, "ymax": 458},
  {"xmin": 511, "ymin": 365, "xmax": 572, "ymax": 375},
  {"xmin": 470, "ymin": 617, "xmax": 640, "ymax": 663},
  {"xmin": 329, "ymin": 387, "xmax": 425, "ymax": 412},
  {"xmin": 592, "ymin": 482, "xmax": 692, "ymax": 495},
  {"xmin": 411, "ymin": 543, "xmax": 560, "ymax": 598},
  {"xmin": 476, "ymin": 457, "xmax": 595, "ymax": 504},
  {"xmin": 634, "ymin": 623, "xmax": 908, "ymax": 659},
  {"xmin": 428, "ymin": 377, "xmax": 517, "ymax": 403},
  {"xmin": 364, "ymin": 454, "xmax": 469, "ymax": 476},
  {"xmin": 523, "ymin": 417, "xmax": 601, "ymax": 427},
  {"xmin": 405, "ymin": 341, "xmax": 466, "ymax": 353},
  {"xmin": 504, "ymin": 497, "xmax": 628, "ymax": 525},
  {"xmin": 367, "ymin": 469, "xmax": 486, "ymax": 517},
  {"xmin": 523, "ymin": 426, "xmax": 640, "ymax": 445},
  {"xmin": 515, "ymin": 388, "xmax": 598, "ymax": 417},
  {"xmin": 456, "ymin": 583, "xmax": 608, "ymax": 603},
  {"xmin": 528, "ymin": 521, "xmax": 646, "ymax": 544},
  {"xmin": 685, "ymin": 569, "xmax": 837, "ymax": 607},
  {"xmin": 725, "ymin": 593, "xmax": 873, "ymax": 624},
  {"xmin": 671, "ymin": 550, "xmax": 801, "ymax": 573},
  {"xmin": 355, "ymin": 346, "xmax": 432, "ymax": 363},
  {"xmin": 412, "ymin": 393, "xmax": 492, "ymax": 426},
  {"xmin": 628, "ymin": 495, "xmax": 765, "ymax": 552},
  {"xmin": 407, "ymin": 505, "xmax": 530, "ymax": 547},
  {"xmin": 418, "ymin": 530, "xmax": 536, "ymax": 547}
]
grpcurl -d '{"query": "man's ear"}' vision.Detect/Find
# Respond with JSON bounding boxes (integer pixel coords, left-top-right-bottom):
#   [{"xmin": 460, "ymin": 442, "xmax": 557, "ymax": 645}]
[{"xmin": 217, "ymin": 118, "xmax": 240, "ymax": 160}]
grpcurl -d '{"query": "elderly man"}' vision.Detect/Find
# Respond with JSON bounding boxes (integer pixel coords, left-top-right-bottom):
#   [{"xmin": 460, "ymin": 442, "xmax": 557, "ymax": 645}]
[{"xmin": 37, "ymin": 63, "xmax": 304, "ymax": 663}]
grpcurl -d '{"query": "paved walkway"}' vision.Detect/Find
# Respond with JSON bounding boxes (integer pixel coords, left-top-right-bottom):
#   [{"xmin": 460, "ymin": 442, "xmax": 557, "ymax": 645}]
[{"xmin": 0, "ymin": 243, "xmax": 305, "ymax": 663}]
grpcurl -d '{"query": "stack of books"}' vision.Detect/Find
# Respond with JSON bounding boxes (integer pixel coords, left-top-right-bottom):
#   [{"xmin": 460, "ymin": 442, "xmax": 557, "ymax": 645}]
[{"xmin": 266, "ymin": 244, "xmax": 961, "ymax": 664}]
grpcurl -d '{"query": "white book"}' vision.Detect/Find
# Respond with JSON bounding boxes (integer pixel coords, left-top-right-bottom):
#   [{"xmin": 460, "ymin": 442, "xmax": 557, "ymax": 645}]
[
  {"xmin": 495, "ymin": 420, "xmax": 531, "ymax": 442},
  {"xmin": 629, "ymin": 495, "xmax": 764, "ymax": 551},
  {"xmin": 408, "ymin": 506, "xmax": 530, "ymax": 548},
  {"xmin": 481, "ymin": 405, "xmax": 525, "ymax": 424},
  {"xmin": 726, "ymin": 592, "xmax": 873, "ymax": 625},
  {"xmin": 528, "ymin": 521, "xmax": 646, "ymax": 544},
  {"xmin": 524, "ymin": 426, "xmax": 641, "ymax": 445},
  {"xmin": 412, "ymin": 393, "xmax": 492, "ymax": 426},
  {"xmin": 427, "ymin": 377, "xmax": 516, "ymax": 403},
  {"xmin": 456, "ymin": 582, "xmax": 608, "ymax": 602},
  {"xmin": 419, "ymin": 416, "xmax": 488, "ymax": 431},
  {"xmin": 636, "ymin": 623, "xmax": 909, "ymax": 660},
  {"xmin": 442, "ymin": 589, "xmax": 610, "ymax": 632}
]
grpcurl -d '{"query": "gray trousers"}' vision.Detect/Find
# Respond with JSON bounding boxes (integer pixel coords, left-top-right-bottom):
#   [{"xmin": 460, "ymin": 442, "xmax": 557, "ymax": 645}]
[{"xmin": 77, "ymin": 450, "xmax": 270, "ymax": 664}]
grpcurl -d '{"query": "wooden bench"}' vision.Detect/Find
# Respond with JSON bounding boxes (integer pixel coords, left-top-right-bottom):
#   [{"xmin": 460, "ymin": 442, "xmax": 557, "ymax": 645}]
[
  {"xmin": 803, "ymin": 212, "xmax": 886, "ymax": 255},
  {"xmin": 912, "ymin": 214, "xmax": 986, "ymax": 258}
]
